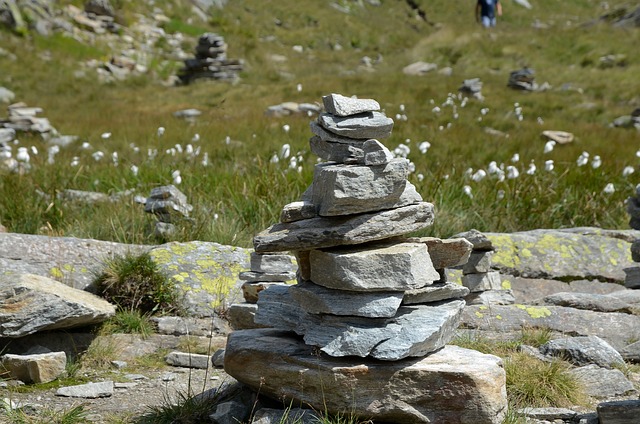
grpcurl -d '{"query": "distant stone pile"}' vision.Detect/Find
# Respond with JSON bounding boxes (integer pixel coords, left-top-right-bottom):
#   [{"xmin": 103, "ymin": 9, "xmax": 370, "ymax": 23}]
[
  {"xmin": 177, "ymin": 33, "xmax": 243, "ymax": 84},
  {"xmin": 0, "ymin": 102, "xmax": 54, "ymax": 134},
  {"xmin": 224, "ymin": 93, "xmax": 507, "ymax": 423},
  {"xmin": 625, "ymin": 185, "xmax": 640, "ymax": 289}
]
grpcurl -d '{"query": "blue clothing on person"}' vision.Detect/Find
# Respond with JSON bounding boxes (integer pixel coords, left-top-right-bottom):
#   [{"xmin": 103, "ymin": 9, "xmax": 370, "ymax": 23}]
[{"xmin": 477, "ymin": 0, "xmax": 500, "ymax": 27}]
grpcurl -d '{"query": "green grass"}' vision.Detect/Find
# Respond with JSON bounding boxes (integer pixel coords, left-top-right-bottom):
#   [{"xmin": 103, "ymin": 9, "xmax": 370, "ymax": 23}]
[
  {"xmin": 1, "ymin": 404, "xmax": 90, "ymax": 424},
  {"xmin": 0, "ymin": 0, "xmax": 638, "ymax": 248}
]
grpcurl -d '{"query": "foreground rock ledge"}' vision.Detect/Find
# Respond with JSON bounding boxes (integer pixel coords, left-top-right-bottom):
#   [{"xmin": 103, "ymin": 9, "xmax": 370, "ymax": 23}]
[{"xmin": 224, "ymin": 328, "xmax": 507, "ymax": 424}]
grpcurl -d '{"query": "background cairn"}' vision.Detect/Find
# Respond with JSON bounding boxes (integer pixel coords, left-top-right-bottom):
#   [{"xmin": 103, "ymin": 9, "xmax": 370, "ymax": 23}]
[
  {"xmin": 224, "ymin": 93, "xmax": 507, "ymax": 423},
  {"xmin": 143, "ymin": 184, "xmax": 193, "ymax": 237},
  {"xmin": 624, "ymin": 184, "xmax": 640, "ymax": 289},
  {"xmin": 177, "ymin": 33, "xmax": 243, "ymax": 84}
]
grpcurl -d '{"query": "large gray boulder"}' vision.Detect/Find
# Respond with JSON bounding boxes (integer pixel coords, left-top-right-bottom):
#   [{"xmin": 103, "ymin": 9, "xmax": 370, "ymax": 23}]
[
  {"xmin": 0, "ymin": 233, "xmax": 149, "ymax": 290},
  {"xmin": 0, "ymin": 273, "xmax": 115, "ymax": 337},
  {"xmin": 487, "ymin": 228, "xmax": 640, "ymax": 282},
  {"xmin": 540, "ymin": 336, "xmax": 625, "ymax": 368},
  {"xmin": 1, "ymin": 351, "xmax": 67, "ymax": 383},
  {"xmin": 225, "ymin": 329, "xmax": 507, "ymax": 424}
]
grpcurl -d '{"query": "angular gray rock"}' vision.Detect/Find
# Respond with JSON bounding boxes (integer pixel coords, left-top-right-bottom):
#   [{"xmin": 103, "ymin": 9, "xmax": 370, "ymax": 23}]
[
  {"xmin": 568, "ymin": 365, "xmax": 636, "ymax": 398},
  {"xmin": 463, "ymin": 251, "xmax": 494, "ymax": 274},
  {"xmin": 310, "ymin": 121, "xmax": 367, "ymax": 144},
  {"xmin": 623, "ymin": 266, "xmax": 640, "ymax": 289},
  {"xmin": 56, "ymin": 381, "xmax": 114, "ymax": 398},
  {"xmin": 465, "ymin": 290, "xmax": 515, "ymax": 306},
  {"xmin": 279, "ymin": 200, "xmax": 317, "ymax": 223},
  {"xmin": 408, "ymin": 237, "xmax": 473, "ymax": 268},
  {"xmin": 254, "ymin": 285, "xmax": 306, "ymax": 333},
  {"xmin": 518, "ymin": 407, "xmax": 577, "ymax": 421},
  {"xmin": 165, "ymin": 351, "xmax": 211, "ymax": 369},
  {"xmin": 242, "ymin": 281, "xmax": 288, "ymax": 303},
  {"xmin": 537, "ymin": 292, "xmax": 637, "ymax": 314},
  {"xmin": 144, "ymin": 184, "xmax": 193, "ymax": 222},
  {"xmin": 322, "ymin": 93, "xmax": 380, "ymax": 117},
  {"xmin": 309, "ymin": 135, "xmax": 363, "ymax": 163},
  {"xmin": 225, "ymin": 329, "xmax": 507, "ymax": 424},
  {"xmin": 597, "ymin": 399, "xmax": 640, "ymax": 424},
  {"xmin": 363, "ymin": 139, "xmax": 394, "ymax": 165},
  {"xmin": 290, "ymin": 280, "xmax": 403, "ymax": 318},
  {"xmin": 238, "ymin": 271, "xmax": 296, "ymax": 283},
  {"xmin": 461, "ymin": 271, "xmax": 502, "ymax": 292},
  {"xmin": 253, "ymin": 202, "xmax": 435, "ymax": 253},
  {"xmin": 455, "ymin": 229, "xmax": 494, "ymax": 251},
  {"xmin": 0, "ymin": 273, "xmax": 115, "ymax": 337},
  {"xmin": 1, "ymin": 351, "xmax": 66, "ymax": 384},
  {"xmin": 311, "ymin": 159, "xmax": 421, "ymax": 216},
  {"xmin": 250, "ymin": 252, "xmax": 296, "ymax": 273},
  {"xmin": 403, "ymin": 282, "xmax": 470, "ymax": 304},
  {"xmin": 619, "ymin": 340, "xmax": 640, "ymax": 363},
  {"xmin": 227, "ymin": 303, "xmax": 266, "ymax": 330},
  {"xmin": 309, "ymin": 242, "xmax": 439, "ymax": 292},
  {"xmin": 540, "ymin": 336, "xmax": 624, "ymax": 368},
  {"xmin": 318, "ymin": 112, "xmax": 393, "ymax": 139}
]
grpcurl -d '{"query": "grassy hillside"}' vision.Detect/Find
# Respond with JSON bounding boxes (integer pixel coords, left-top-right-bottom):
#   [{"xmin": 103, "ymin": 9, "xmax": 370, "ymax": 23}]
[{"xmin": 0, "ymin": 0, "xmax": 638, "ymax": 246}]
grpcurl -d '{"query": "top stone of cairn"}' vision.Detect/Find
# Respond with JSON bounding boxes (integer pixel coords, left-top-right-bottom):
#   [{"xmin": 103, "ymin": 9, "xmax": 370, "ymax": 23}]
[{"xmin": 322, "ymin": 93, "xmax": 380, "ymax": 117}]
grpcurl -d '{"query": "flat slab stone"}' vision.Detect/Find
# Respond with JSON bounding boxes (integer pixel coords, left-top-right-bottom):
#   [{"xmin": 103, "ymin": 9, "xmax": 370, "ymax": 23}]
[
  {"xmin": 461, "ymin": 271, "xmax": 502, "ymax": 292},
  {"xmin": 597, "ymin": 399, "xmax": 640, "ymax": 424},
  {"xmin": 253, "ymin": 202, "xmax": 435, "ymax": 253},
  {"xmin": 310, "ymin": 121, "xmax": 364, "ymax": 144},
  {"xmin": 309, "ymin": 135, "xmax": 363, "ymax": 164},
  {"xmin": 289, "ymin": 280, "xmax": 403, "ymax": 318},
  {"xmin": 540, "ymin": 336, "xmax": 624, "ymax": 368},
  {"xmin": 403, "ymin": 282, "xmax": 470, "ymax": 304},
  {"xmin": 280, "ymin": 200, "xmax": 317, "ymax": 223},
  {"xmin": 463, "ymin": 251, "xmax": 494, "ymax": 274},
  {"xmin": 318, "ymin": 112, "xmax": 393, "ymax": 139},
  {"xmin": 309, "ymin": 242, "xmax": 439, "ymax": 291},
  {"xmin": 227, "ymin": 303, "xmax": 267, "ymax": 331},
  {"xmin": 312, "ymin": 159, "xmax": 421, "ymax": 217},
  {"xmin": 242, "ymin": 282, "xmax": 288, "ymax": 304},
  {"xmin": 465, "ymin": 290, "xmax": 515, "ymax": 306},
  {"xmin": 568, "ymin": 365, "xmax": 636, "ymax": 398},
  {"xmin": 408, "ymin": 237, "xmax": 473, "ymax": 268},
  {"xmin": 250, "ymin": 252, "xmax": 296, "ymax": 273},
  {"xmin": 238, "ymin": 271, "xmax": 296, "ymax": 283},
  {"xmin": 165, "ymin": 351, "xmax": 211, "ymax": 369},
  {"xmin": 56, "ymin": 381, "xmax": 114, "ymax": 398},
  {"xmin": 536, "ymin": 292, "xmax": 637, "ymax": 314},
  {"xmin": 224, "ymin": 329, "xmax": 507, "ymax": 424},
  {"xmin": 322, "ymin": 93, "xmax": 380, "ymax": 117}
]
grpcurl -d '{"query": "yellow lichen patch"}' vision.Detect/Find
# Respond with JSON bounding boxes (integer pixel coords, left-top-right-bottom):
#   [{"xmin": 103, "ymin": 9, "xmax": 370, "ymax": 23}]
[
  {"xmin": 536, "ymin": 234, "xmax": 574, "ymax": 259},
  {"xmin": 487, "ymin": 234, "xmax": 521, "ymax": 269},
  {"xmin": 501, "ymin": 280, "xmax": 512, "ymax": 290},
  {"xmin": 63, "ymin": 263, "xmax": 75, "ymax": 271},
  {"xmin": 496, "ymin": 315, "xmax": 502, "ymax": 320},
  {"xmin": 479, "ymin": 305, "xmax": 488, "ymax": 311},
  {"xmin": 49, "ymin": 267, "xmax": 63, "ymax": 279},
  {"xmin": 515, "ymin": 304, "xmax": 551, "ymax": 318},
  {"xmin": 149, "ymin": 248, "xmax": 172, "ymax": 264},
  {"xmin": 475, "ymin": 311, "xmax": 484, "ymax": 318},
  {"xmin": 171, "ymin": 272, "xmax": 190, "ymax": 283},
  {"xmin": 521, "ymin": 248, "xmax": 533, "ymax": 258}
]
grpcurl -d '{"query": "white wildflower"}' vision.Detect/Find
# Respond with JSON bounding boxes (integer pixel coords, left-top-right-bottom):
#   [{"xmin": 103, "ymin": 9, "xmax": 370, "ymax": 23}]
[
  {"xmin": 418, "ymin": 141, "xmax": 431, "ymax": 154},
  {"xmin": 283, "ymin": 124, "xmax": 290, "ymax": 133},
  {"xmin": 157, "ymin": 126, "xmax": 165, "ymax": 137},
  {"xmin": 111, "ymin": 151, "xmax": 119, "ymax": 166},
  {"xmin": 544, "ymin": 140, "xmax": 556, "ymax": 154},
  {"xmin": 30, "ymin": 146, "xmax": 38, "ymax": 155},
  {"xmin": 192, "ymin": 133, "xmax": 200, "ymax": 142},
  {"xmin": 545, "ymin": 160, "xmax": 554, "ymax": 172},
  {"xmin": 487, "ymin": 161, "xmax": 500, "ymax": 174},
  {"xmin": 511, "ymin": 153, "xmax": 520, "ymax": 163},
  {"xmin": 472, "ymin": 169, "xmax": 487, "ymax": 182},
  {"xmin": 623, "ymin": 166, "xmax": 635, "ymax": 177},
  {"xmin": 526, "ymin": 161, "xmax": 536, "ymax": 175},
  {"xmin": 280, "ymin": 143, "xmax": 291, "ymax": 159},
  {"xmin": 130, "ymin": 165, "xmax": 139, "ymax": 176},
  {"xmin": 603, "ymin": 183, "xmax": 615, "ymax": 194},
  {"xmin": 101, "ymin": 132, "xmax": 111, "ymax": 139},
  {"xmin": 463, "ymin": 185, "xmax": 473, "ymax": 198},
  {"xmin": 172, "ymin": 170, "xmax": 182, "ymax": 185},
  {"xmin": 270, "ymin": 154, "xmax": 280, "ymax": 164},
  {"xmin": 576, "ymin": 151, "xmax": 589, "ymax": 167},
  {"xmin": 16, "ymin": 147, "xmax": 29, "ymax": 163},
  {"xmin": 591, "ymin": 155, "xmax": 602, "ymax": 169},
  {"xmin": 70, "ymin": 156, "xmax": 80, "ymax": 167},
  {"xmin": 506, "ymin": 165, "xmax": 519, "ymax": 179},
  {"xmin": 416, "ymin": 173, "xmax": 424, "ymax": 182},
  {"xmin": 92, "ymin": 150, "xmax": 104, "ymax": 161},
  {"xmin": 497, "ymin": 189, "xmax": 505, "ymax": 200}
]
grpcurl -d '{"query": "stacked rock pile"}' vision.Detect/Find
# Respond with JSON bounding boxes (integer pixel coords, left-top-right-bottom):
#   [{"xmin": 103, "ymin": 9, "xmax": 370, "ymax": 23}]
[
  {"xmin": 224, "ymin": 93, "xmax": 507, "ymax": 423},
  {"xmin": 239, "ymin": 252, "xmax": 296, "ymax": 303},
  {"xmin": 143, "ymin": 185, "xmax": 193, "ymax": 237},
  {"xmin": 455, "ymin": 229, "xmax": 514, "ymax": 305},
  {"xmin": 0, "ymin": 102, "xmax": 55, "ymax": 134},
  {"xmin": 459, "ymin": 77, "xmax": 484, "ymax": 101},
  {"xmin": 624, "ymin": 185, "xmax": 640, "ymax": 289},
  {"xmin": 177, "ymin": 33, "xmax": 243, "ymax": 84}
]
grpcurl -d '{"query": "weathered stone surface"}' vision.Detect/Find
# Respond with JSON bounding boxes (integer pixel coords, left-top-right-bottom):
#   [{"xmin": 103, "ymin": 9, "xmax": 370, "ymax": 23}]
[
  {"xmin": 210, "ymin": 400, "xmax": 250, "ymax": 424},
  {"xmin": 403, "ymin": 282, "xmax": 470, "ymax": 304},
  {"xmin": 609, "ymin": 289, "xmax": 640, "ymax": 305},
  {"xmin": 623, "ymin": 266, "xmax": 640, "ymax": 289},
  {"xmin": 289, "ymin": 280, "xmax": 403, "ymax": 318},
  {"xmin": 322, "ymin": 93, "xmax": 380, "ymax": 117},
  {"xmin": 250, "ymin": 252, "xmax": 296, "ymax": 273},
  {"xmin": 212, "ymin": 348, "xmax": 225, "ymax": 367},
  {"xmin": 310, "ymin": 121, "xmax": 365, "ymax": 144},
  {"xmin": 461, "ymin": 305, "xmax": 640, "ymax": 351},
  {"xmin": 152, "ymin": 316, "xmax": 230, "ymax": 337},
  {"xmin": 465, "ymin": 290, "xmax": 515, "ymax": 306},
  {"xmin": 318, "ymin": 112, "xmax": 393, "ymax": 139},
  {"xmin": 252, "ymin": 408, "xmax": 321, "ymax": 424},
  {"xmin": 461, "ymin": 271, "xmax": 502, "ymax": 292},
  {"xmin": 149, "ymin": 241, "xmax": 250, "ymax": 317},
  {"xmin": 253, "ymin": 202, "xmax": 435, "ymax": 253},
  {"xmin": 56, "ymin": 381, "xmax": 114, "ymax": 398},
  {"xmin": 145, "ymin": 184, "xmax": 193, "ymax": 222},
  {"xmin": 280, "ymin": 200, "xmax": 317, "ymax": 223},
  {"xmin": 536, "ymin": 292, "xmax": 637, "ymax": 314},
  {"xmin": 0, "ymin": 233, "xmax": 149, "ymax": 291},
  {"xmin": 309, "ymin": 242, "xmax": 439, "ymax": 291},
  {"xmin": 294, "ymin": 250, "xmax": 311, "ymax": 280},
  {"xmin": 455, "ymin": 229, "xmax": 494, "ymax": 251},
  {"xmin": 254, "ymin": 285, "xmax": 306, "ymax": 333},
  {"xmin": 631, "ymin": 239, "xmax": 640, "ymax": 262},
  {"xmin": 242, "ymin": 282, "xmax": 288, "ymax": 303},
  {"xmin": 487, "ymin": 228, "xmax": 640, "ymax": 283},
  {"xmin": 309, "ymin": 135, "xmax": 363, "ymax": 164},
  {"xmin": 239, "ymin": 271, "xmax": 296, "ymax": 283},
  {"xmin": 540, "ymin": 336, "xmax": 624, "ymax": 368},
  {"xmin": 363, "ymin": 139, "xmax": 394, "ymax": 165},
  {"xmin": 403, "ymin": 61, "xmax": 438, "ymax": 76},
  {"xmin": 597, "ymin": 399, "xmax": 640, "ymax": 424},
  {"xmin": 568, "ymin": 365, "xmax": 636, "ymax": 398},
  {"xmin": 408, "ymin": 237, "xmax": 473, "ymax": 268},
  {"xmin": 463, "ymin": 251, "xmax": 494, "ymax": 274},
  {"xmin": 227, "ymin": 303, "xmax": 267, "ymax": 330},
  {"xmin": 619, "ymin": 340, "xmax": 640, "ymax": 363},
  {"xmin": 1, "ymin": 352, "xmax": 66, "ymax": 384},
  {"xmin": 519, "ymin": 407, "xmax": 577, "ymax": 421},
  {"xmin": 225, "ymin": 329, "xmax": 507, "ymax": 424},
  {"xmin": 0, "ymin": 273, "xmax": 115, "ymax": 337},
  {"xmin": 508, "ymin": 276, "xmax": 626, "ymax": 305},
  {"xmin": 312, "ymin": 159, "xmax": 421, "ymax": 216},
  {"xmin": 165, "ymin": 351, "xmax": 211, "ymax": 369}
]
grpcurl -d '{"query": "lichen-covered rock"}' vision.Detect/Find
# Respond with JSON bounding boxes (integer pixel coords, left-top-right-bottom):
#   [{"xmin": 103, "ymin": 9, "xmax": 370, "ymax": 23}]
[
  {"xmin": 149, "ymin": 241, "xmax": 250, "ymax": 317},
  {"xmin": 487, "ymin": 228, "xmax": 640, "ymax": 283}
]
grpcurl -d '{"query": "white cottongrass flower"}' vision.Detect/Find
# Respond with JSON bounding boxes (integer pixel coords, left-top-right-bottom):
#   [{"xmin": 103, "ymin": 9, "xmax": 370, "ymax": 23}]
[
  {"xmin": 289, "ymin": 157, "xmax": 298, "ymax": 169},
  {"xmin": 497, "ymin": 189, "xmax": 505, "ymax": 200},
  {"xmin": 47, "ymin": 145, "xmax": 59, "ymax": 164},
  {"xmin": 185, "ymin": 144, "xmax": 194, "ymax": 156},
  {"xmin": 418, "ymin": 141, "xmax": 431, "ymax": 154},
  {"xmin": 70, "ymin": 156, "xmax": 80, "ymax": 167},
  {"xmin": 480, "ymin": 107, "xmax": 490, "ymax": 116},
  {"xmin": 545, "ymin": 160, "xmax": 555, "ymax": 172},
  {"xmin": 591, "ymin": 155, "xmax": 602, "ymax": 169},
  {"xmin": 511, "ymin": 153, "xmax": 520, "ymax": 163},
  {"xmin": 472, "ymin": 169, "xmax": 487, "ymax": 182},
  {"xmin": 416, "ymin": 173, "xmax": 424, "ymax": 182},
  {"xmin": 537, "ymin": 117, "xmax": 544, "ymax": 125},
  {"xmin": 296, "ymin": 83, "xmax": 302, "ymax": 92},
  {"xmin": 544, "ymin": 140, "xmax": 556, "ymax": 154},
  {"xmin": 0, "ymin": 150, "xmax": 10, "ymax": 159},
  {"xmin": 192, "ymin": 133, "xmax": 200, "ymax": 142},
  {"xmin": 157, "ymin": 127, "xmax": 165, "ymax": 137},
  {"xmin": 225, "ymin": 136, "xmax": 231, "ymax": 145},
  {"xmin": 408, "ymin": 161, "xmax": 416, "ymax": 173},
  {"xmin": 526, "ymin": 161, "xmax": 536, "ymax": 175},
  {"xmin": 623, "ymin": 166, "xmax": 635, "ymax": 177},
  {"xmin": 172, "ymin": 170, "xmax": 182, "ymax": 185},
  {"xmin": 280, "ymin": 144, "xmax": 291, "ymax": 159},
  {"xmin": 101, "ymin": 132, "xmax": 111, "ymax": 139},
  {"xmin": 283, "ymin": 124, "xmax": 290, "ymax": 133},
  {"xmin": 576, "ymin": 151, "xmax": 589, "ymax": 167},
  {"xmin": 463, "ymin": 185, "xmax": 473, "ymax": 198},
  {"xmin": 394, "ymin": 144, "xmax": 410, "ymax": 158},
  {"xmin": 130, "ymin": 165, "xmax": 139, "ymax": 176},
  {"xmin": 438, "ymin": 125, "xmax": 444, "ymax": 131},
  {"xmin": 148, "ymin": 148, "xmax": 158, "ymax": 160},
  {"xmin": 432, "ymin": 106, "xmax": 441, "ymax": 113},
  {"xmin": 111, "ymin": 151, "xmax": 119, "ymax": 166},
  {"xmin": 270, "ymin": 154, "xmax": 279, "ymax": 164},
  {"xmin": 30, "ymin": 146, "xmax": 38, "ymax": 155},
  {"xmin": 603, "ymin": 183, "xmax": 615, "ymax": 194},
  {"xmin": 636, "ymin": 149, "xmax": 640, "ymax": 158},
  {"xmin": 201, "ymin": 152, "xmax": 209, "ymax": 166},
  {"xmin": 92, "ymin": 150, "xmax": 104, "ymax": 161},
  {"xmin": 16, "ymin": 147, "xmax": 30, "ymax": 163},
  {"xmin": 487, "ymin": 161, "xmax": 500, "ymax": 174},
  {"xmin": 506, "ymin": 165, "xmax": 519, "ymax": 179},
  {"xmin": 175, "ymin": 144, "xmax": 183, "ymax": 154},
  {"xmin": 399, "ymin": 104, "xmax": 405, "ymax": 112},
  {"xmin": 166, "ymin": 148, "xmax": 176, "ymax": 156},
  {"xmin": 464, "ymin": 168, "xmax": 474, "ymax": 178}
]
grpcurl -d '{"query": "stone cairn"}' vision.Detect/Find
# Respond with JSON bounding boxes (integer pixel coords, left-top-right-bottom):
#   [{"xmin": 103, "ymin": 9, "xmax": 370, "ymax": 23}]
[
  {"xmin": 239, "ymin": 253, "xmax": 296, "ymax": 304},
  {"xmin": 177, "ymin": 33, "xmax": 243, "ymax": 84},
  {"xmin": 455, "ymin": 229, "xmax": 515, "ymax": 305},
  {"xmin": 459, "ymin": 77, "xmax": 484, "ymax": 101},
  {"xmin": 624, "ymin": 185, "xmax": 640, "ymax": 289},
  {"xmin": 143, "ymin": 185, "xmax": 193, "ymax": 237},
  {"xmin": 224, "ymin": 93, "xmax": 507, "ymax": 423}
]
